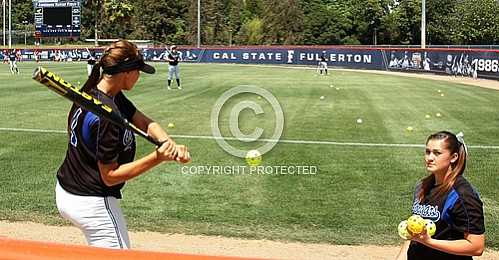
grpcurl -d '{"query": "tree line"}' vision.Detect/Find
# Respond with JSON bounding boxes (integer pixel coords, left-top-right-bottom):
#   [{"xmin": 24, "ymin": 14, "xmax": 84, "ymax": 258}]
[{"xmin": 9, "ymin": 0, "xmax": 499, "ymax": 46}]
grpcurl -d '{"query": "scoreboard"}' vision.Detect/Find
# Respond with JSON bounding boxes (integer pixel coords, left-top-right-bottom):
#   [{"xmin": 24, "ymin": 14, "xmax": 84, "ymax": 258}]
[{"xmin": 34, "ymin": 0, "xmax": 81, "ymax": 38}]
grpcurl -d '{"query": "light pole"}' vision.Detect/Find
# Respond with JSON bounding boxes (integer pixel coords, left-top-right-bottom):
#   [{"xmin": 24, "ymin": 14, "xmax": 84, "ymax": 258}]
[
  {"xmin": 8, "ymin": 0, "xmax": 11, "ymax": 48},
  {"xmin": 197, "ymin": 0, "xmax": 200, "ymax": 48},
  {"xmin": 421, "ymin": 0, "xmax": 426, "ymax": 49},
  {"xmin": 22, "ymin": 20, "xmax": 28, "ymax": 45},
  {"xmin": 2, "ymin": 0, "xmax": 5, "ymax": 46},
  {"xmin": 94, "ymin": 0, "xmax": 99, "ymax": 46}
]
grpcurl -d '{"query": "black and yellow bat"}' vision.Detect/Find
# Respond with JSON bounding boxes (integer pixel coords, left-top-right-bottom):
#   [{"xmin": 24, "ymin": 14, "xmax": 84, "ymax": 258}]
[{"xmin": 32, "ymin": 66, "xmax": 163, "ymax": 146}]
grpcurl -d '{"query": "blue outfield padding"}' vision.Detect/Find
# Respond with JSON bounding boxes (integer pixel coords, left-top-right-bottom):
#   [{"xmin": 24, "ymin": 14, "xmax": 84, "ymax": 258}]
[{"xmin": 4, "ymin": 46, "xmax": 499, "ymax": 80}]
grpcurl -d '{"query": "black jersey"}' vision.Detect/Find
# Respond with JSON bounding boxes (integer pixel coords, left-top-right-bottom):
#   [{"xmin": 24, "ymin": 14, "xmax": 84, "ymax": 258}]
[
  {"xmin": 167, "ymin": 52, "xmax": 181, "ymax": 66},
  {"xmin": 57, "ymin": 89, "xmax": 137, "ymax": 199},
  {"xmin": 8, "ymin": 52, "xmax": 16, "ymax": 61},
  {"xmin": 407, "ymin": 175, "xmax": 485, "ymax": 260},
  {"xmin": 320, "ymin": 53, "xmax": 326, "ymax": 62},
  {"xmin": 87, "ymin": 56, "xmax": 96, "ymax": 65}
]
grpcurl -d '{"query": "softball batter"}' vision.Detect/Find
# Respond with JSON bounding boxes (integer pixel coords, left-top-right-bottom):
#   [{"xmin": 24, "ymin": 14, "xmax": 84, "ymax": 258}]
[
  {"xmin": 8, "ymin": 50, "xmax": 19, "ymax": 74},
  {"xmin": 166, "ymin": 45, "xmax": 182, "ymax": 90},
  {"xmin": 55, "ymin": 40, "xmax": 191, "ymax": 249}
]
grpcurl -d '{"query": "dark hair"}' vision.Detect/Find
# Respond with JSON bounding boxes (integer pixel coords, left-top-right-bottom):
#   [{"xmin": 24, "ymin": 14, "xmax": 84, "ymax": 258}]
[
  {"xmin": 417, "ymin": 131, "xmax": 467, "ymax": 202},
  {"xmin": 81, "ymin": 40, "xmax": 140, "ymax": 92}
]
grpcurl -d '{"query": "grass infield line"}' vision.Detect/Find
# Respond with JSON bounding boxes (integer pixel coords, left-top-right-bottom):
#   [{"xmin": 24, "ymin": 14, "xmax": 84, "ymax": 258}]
[{"xmin": 2, "ymin": 127, "xmax": 499, "ymax": 149}]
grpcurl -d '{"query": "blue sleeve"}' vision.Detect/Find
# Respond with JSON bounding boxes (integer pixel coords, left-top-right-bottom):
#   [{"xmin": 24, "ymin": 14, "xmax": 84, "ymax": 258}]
[{"xmin": 81, "ymin": 112, "xmax": 99, "ymax": 152}]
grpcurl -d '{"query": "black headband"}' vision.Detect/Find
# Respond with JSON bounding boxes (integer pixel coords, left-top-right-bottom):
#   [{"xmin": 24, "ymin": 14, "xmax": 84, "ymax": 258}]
[{"xmin": 102, "ymin": 56, "xmax": 155, "ymax": 75}]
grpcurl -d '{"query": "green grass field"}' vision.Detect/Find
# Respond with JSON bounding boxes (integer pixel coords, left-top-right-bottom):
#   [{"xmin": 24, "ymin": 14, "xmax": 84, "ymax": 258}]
[{"xmin": 0, "ymin": 62, "xmax": 498, "ymax": 249}]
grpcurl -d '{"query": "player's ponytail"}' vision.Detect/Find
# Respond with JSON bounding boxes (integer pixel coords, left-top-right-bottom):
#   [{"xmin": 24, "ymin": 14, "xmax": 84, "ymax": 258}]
[
  {"xmin": 417, "ymin": 131, "xmax": 467, "ymax": 202},
  {"xmin": 81, "ymin": 62, "xmax": 102, "ymax": 92}
]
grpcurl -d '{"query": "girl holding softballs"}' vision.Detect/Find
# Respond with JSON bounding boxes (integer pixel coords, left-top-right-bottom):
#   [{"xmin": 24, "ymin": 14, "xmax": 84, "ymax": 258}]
[{"xmin": 396, "ymin": 131, "xmax": 485, "ymax": 260}]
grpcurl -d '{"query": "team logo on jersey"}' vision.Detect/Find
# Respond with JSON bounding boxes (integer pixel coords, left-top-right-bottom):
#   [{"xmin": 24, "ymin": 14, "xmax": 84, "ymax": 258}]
[
  {"xmin": 412, "ymin": 200, "xmax": 441, "ymax": 222},
  {"xmin": 123, "ymin": 129, "xmax": 134, "ymax": 151},
  {"xmin": 70, "ymin": 108, "xmax": 83, "ymax": 147}
]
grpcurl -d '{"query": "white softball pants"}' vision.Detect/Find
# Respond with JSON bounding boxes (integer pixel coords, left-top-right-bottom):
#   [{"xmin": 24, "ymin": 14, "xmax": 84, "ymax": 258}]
[
  {"xmin": 9, "ymin": 60, "xmax": 17, "ymax": 73},
  {"xmin": 55, "ymin": 181, "xmax": 130, "ymax": 249},
  {"xmin": 319, "ymin": 61, "xmax": 328, "ymax": 70},
  {"xmin": 168, "ymin": 65, "xmax": 180, "ymax": 80}
]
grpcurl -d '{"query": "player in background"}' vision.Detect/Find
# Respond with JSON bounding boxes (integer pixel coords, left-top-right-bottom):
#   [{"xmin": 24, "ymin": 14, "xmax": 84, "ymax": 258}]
[
  {"xmin": 15, "ymin": 49, "xmax": 22, "ymax": 62},
  {"xmin": 9, "ymin": 49, "xmax": 19, "ymax": 74},
  {"xmin": 165, "ymin": 45, "xmax": 182, "ymax": 90},
  {"xmin": 34, "ymin": 49, "xmax": 40, "ymax": 63},
  {"xmin": 318, "ymin": 51, "xmax": 328, "ymax": 75},
  {"xmin": 396, "ymin": 131, "xmax": 485, "ymax": 260},
  {"xmin": 86, "ymin": 49, "xmax": 96, "ymax": 76},
  {"xmin": 2, "ymin": 50, "xmax": 8, "ymax": 64}
]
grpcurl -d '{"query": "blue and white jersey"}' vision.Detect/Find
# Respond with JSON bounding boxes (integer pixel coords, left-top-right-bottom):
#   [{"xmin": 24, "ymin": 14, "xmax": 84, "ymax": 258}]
[
  {"xmin": 408, "ymin": 175, "xmax": 485, "ymax": 260},
  {"xmin": 57, "ymin": 89, "xmax": 137, "ymax": 199}
]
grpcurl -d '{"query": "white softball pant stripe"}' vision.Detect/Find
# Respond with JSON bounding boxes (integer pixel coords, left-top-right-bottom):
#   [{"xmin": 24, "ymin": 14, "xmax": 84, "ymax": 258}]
[
  {"xmin": 55, "ymin": 181, "xmax": 130, "ymax": 249},
  {"xmin": 168, "ymin": 65, "xmax": 180, "ymax": 79}
]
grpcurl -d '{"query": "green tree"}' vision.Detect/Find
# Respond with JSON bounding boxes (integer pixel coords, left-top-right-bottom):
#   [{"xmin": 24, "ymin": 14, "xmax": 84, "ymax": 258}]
[
  {"xmin": 301, "ymin": 1, "xmax": 352, "ymax": 45},
  {"xmin": 392, "ymin": 0, "xmax": 421, "ymax": 45},
  {"xmin": 337, "ymin": 0, "xmax": 397, "ymax": 45},
  {"xmin": 378, "ymin": 9, "xmax": 401, "ymax": 45},
  {"xmin": 12, "ymin": 0, "xmax": 33, "ymax": 25},
  {"xmin": 238, "ymin": 17, "xmax": 264, "ymax": 44},
  {"xmin": 425, "ymin": 0, "xmax": 458, "ymax": 45},
  {"xmin": 80, "ymin": 0, "xmax": 98, "ymax": 40},
  {"xmin": 262, "ymin": 0, "xmax": 304, "ymax": 44},
  {"xmin": 80, "ymin": 0, "xmax": 134, "ymax": 41},
  {"xmin": 245, "ymin": 0, "xmax": 264, "ymax": 18},
  {"xmin": 224, "ymin": 0, "xmax": 244, "ymax": 45},
  {"xmin": 131, "ymin": 0, "xmax": 188, "ymax": 44},
  {"xmin": 453, "ymin": 0, "xmax": 499, "ymax": 45},
  {"xmin": 101, "ymin": 0, "xmax": 134, "ymax": 38},
  {"xmin": 187, "ymin": 0, "xmax": 227, "ymax": 45}
]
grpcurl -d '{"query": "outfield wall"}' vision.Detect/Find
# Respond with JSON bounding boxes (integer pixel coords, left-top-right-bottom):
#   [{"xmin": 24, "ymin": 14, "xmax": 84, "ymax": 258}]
[{"xmin": 3, "ymin": 47, "xmax": 499, "ymax": 80}]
